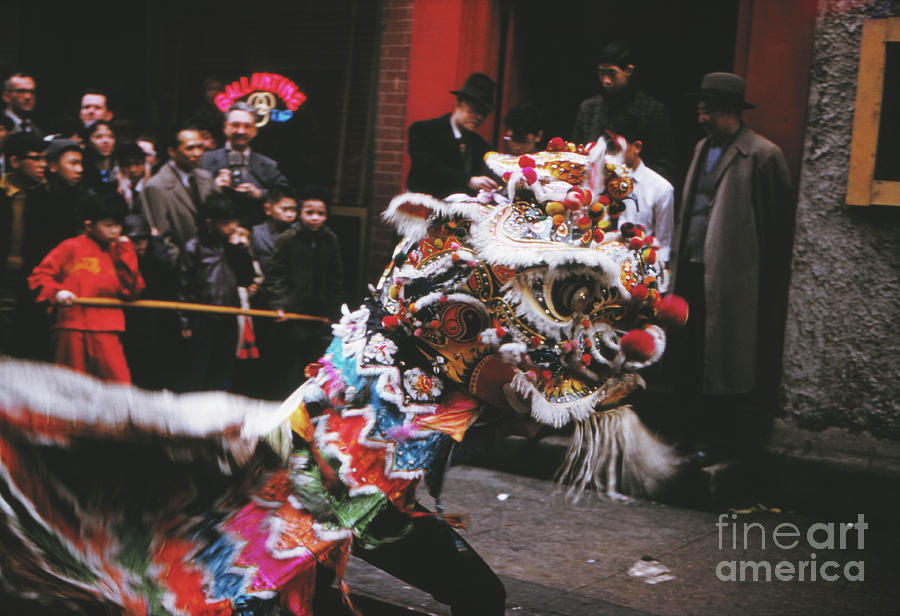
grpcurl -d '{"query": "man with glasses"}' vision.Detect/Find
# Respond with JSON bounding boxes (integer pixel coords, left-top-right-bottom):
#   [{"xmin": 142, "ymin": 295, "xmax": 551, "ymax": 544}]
[
  {"xmin": 3, "ymin": 73, "xmax": 43, "ymax": 139},
  {"xmin": 571, "ymin": 42, "xmax": 675, "ymax": 183},
  {"xmin": 406, "ymin": 72, "xmax": 498, "ymax": 198}
]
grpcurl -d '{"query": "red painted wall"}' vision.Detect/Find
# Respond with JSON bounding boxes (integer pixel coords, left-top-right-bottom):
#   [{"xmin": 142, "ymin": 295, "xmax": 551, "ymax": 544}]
[
  {"xmin": 734, "ymin": 0, "xmax": 817, "ymax": 187},
  {"xmin": 404, "ymin": 0, "xmax": 504, "ymax": 181}
]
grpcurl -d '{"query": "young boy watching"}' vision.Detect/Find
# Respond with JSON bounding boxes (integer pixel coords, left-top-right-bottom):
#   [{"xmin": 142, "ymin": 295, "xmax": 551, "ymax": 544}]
[
  {"xmin": 262, "ymin": 187, "xmax": 343, "ymax": 395},
  {"xmin": 177, "ymin": 193, "xmax": 255, "ymax": 392},
  {"xmin": 615, "ymin": 123, "xmax": 674, "ymax": 277},
  {"xmin": 28, "ymin": 192, "xmax": 145, "ymax": 382},
  {"xmin": 250, "ymin": 186, "xmax": 298, "ymax": 270}
]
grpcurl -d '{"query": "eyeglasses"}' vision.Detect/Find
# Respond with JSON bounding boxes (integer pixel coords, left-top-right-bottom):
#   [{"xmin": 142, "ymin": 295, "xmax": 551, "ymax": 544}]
[
  {"xmin": 21, "ymin": 154, "xmax": 46, "ymax": 161},
  {"xmin": 7, "ymin": 88, "xmax": 35, "ymax": 95}
]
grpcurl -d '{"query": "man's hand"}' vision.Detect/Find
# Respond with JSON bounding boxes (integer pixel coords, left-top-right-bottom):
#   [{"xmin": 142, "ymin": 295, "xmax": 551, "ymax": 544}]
[
  {"xmin": 55, "ymin": 290, "xmax": 76, "ymax": 306},
  {"xmin": 235, "ymin": 182, "xmax": 263, "ymax": 199},
  {"xmin": 468, "ymin": 176, "xmax": 498, "ymax": 192},
  {"xmin": 247, "ymin": 283, "xmax": 259, "ymax": 297},
  {"xmin": 181, "ymin": 328, "xmax": 192, "ymax": 339},
  {"xmin": 275, "ymin": 309, "xmax": 288, "ymax": 322},
  {"xmin": 214, "ymin": 169, "xmax": 231, "ymax": 190}
]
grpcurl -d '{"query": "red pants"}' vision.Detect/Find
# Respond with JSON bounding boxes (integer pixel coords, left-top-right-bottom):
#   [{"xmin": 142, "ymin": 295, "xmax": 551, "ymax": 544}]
[{"xmin": 53, "ymin": 330, "xmax": 131, "ymax": 383}]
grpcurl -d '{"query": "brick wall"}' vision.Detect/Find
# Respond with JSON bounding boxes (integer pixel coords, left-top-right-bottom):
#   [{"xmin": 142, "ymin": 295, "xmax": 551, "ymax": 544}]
[{"xmin": 367, "ymin": 0, "xmax": 414, "ymax": 284}]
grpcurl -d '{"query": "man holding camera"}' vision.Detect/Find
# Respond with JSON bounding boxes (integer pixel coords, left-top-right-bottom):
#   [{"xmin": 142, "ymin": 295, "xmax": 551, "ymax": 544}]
[{"xmin": 200, "ymin": 102, "xmax": 290, "ymax": 227}]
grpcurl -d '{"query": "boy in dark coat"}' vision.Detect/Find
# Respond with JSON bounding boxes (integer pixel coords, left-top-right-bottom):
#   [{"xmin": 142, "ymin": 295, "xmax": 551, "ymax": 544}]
[
  {"xmin": 177, "ymin": 194, "xmax": 255, "ymax": 392},
  {"xmin": 262, "ymin": 188, "xmax": 343, "ymax": 396}
]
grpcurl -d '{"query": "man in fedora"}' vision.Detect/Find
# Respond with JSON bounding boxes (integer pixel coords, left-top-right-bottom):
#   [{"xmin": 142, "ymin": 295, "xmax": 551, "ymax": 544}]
[
  {"xmin": 668, "ymin": 72, "xmax": 794, "ymax": 460},
  {"xmin": 406, "ymin": 72, "xmax": 498, "ymax": 198}
]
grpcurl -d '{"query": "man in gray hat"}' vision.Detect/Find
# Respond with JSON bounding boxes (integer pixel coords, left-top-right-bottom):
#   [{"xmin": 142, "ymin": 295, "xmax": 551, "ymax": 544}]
[
  {"xmin": 669, "ymin": 72, "xmax": 793, "ymax": 459},
  {"xmin": 406, "ymin": 72, "xmax": 498, "ymax": 198}
]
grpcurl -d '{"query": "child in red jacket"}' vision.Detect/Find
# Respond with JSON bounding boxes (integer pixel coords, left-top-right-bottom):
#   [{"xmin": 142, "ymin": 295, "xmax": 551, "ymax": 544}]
[{"xmin": 28, "ymin": 192, "xmax": 145, "ymax": 382}]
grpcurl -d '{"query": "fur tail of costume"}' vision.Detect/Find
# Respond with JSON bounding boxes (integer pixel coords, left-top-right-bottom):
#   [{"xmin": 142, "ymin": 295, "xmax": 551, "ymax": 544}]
[{"xmin": 558, "ymin": 405, "xmax": 680, "ymax": 502}]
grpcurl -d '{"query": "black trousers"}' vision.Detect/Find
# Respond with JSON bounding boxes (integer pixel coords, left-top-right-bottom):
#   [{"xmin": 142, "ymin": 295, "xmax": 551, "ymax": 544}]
[
  {"xmin": 666, "ymin": 262, "xmax": 771, "ymax": 458},
  {"xmin": 179, "ymin": 315, "xmax": 239, "ymax": 392},
  {"xmin": 317, "ymin": 505, "xmax": 506, "ymax": 616}
]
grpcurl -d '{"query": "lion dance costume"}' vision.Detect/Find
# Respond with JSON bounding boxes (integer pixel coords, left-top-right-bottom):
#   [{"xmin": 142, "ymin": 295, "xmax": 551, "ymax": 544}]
[{"xmin": 0, "ymin": 137, "xmax": 687, "ymax": 614}]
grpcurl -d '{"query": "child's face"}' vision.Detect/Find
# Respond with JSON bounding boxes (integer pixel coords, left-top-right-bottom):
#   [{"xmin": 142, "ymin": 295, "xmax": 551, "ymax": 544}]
[
  {"xmin": 122, "ymin": 159, "xmax": 146, "ymax": 184},
  {"xmin": 86, "ymin": 218, "xmax": 122, "ymax": 244},
  {"xmin": 265, "ymin": 197, "xmax": 298, "ymax": 228},
  {"xmin": 212, "ymin": 218, "xmax": 239, "ymax": 240},
  {"xmin": 132, "ymin": 237, "xmax": 149, "ymax": 257},
  {"xmin": 299, "ymin": 199, "xmax": 327, "ymax": 232},
  {"xmin": 89, "ymin": 124, "xmax": 115, "ymax": 158}
]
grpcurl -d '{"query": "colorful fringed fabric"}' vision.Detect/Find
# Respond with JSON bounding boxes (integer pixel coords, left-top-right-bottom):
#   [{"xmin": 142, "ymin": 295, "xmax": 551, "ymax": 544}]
[{"xmin": 0, "ymin": 301, "xmax": 481, "ymax": 615}]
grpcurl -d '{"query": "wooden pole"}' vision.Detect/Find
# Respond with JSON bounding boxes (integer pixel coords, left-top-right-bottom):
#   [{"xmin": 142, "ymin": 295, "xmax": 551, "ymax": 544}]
[{"xmin": 71, "ymin": 297, "xmax": 331, "ymax": 324}]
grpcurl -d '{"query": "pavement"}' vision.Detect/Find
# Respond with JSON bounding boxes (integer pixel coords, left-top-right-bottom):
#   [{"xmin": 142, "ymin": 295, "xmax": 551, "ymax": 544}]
[{"xmin": 334, "ymin": 465, "xmax": 899, "ymax": 616}]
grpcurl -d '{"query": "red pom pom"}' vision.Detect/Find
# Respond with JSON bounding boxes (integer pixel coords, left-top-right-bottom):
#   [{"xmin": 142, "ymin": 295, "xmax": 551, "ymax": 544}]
[
  {"xmin": 547, "ymin": 137, "xmax": 566, "ymax": 151},
  {"xmin": 430, "ymin": 319, "xmax": 441, "ymax": 329},
  {"xmin": 657, "ymin": 294, "xmax": 689, "ymax": 327},
  {"xmin": 382, "ymin": 315, "xmax": 400, "ymax": 330},
  {"xmin": 502, "ymin": 171, "xmax": 512, "ymax": 182},
  {"xmin": 518, "ymin": 155, "xmax": 536, "ymax": 168},
  {"xmin": 593, "ymin": 228, "xmax": 605, "ymax": 243},
  {"xmin": 629, "ymin": 236, "xmax": 645, "ymax": 250},
  {"xmin": 630, "ymin": 283, "xmax": 649, "ymax": 301},
  {"xmin": 581, "ymin": 353, "xmax": 593, "ymax": 365},
  {"xmin": 621, "ymin": 329, "xmax": 655, "ymax": 362},
  {"xmin": 522, "ymin": 167, "xmax": 537, "ymax": 184},
  {"xmin": 564, "ymin": 188, "xmax": 586, "ymax": 210},
  {"xmin": 530, "ymin": 335, "xmax": 543, "ymax": 346}
]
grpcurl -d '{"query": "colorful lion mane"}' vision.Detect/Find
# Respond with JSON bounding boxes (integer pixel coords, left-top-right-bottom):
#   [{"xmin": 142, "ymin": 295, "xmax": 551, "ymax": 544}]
[{"xmin": 0, "ymin": 137, "xmax": 686, "ymax": 615}]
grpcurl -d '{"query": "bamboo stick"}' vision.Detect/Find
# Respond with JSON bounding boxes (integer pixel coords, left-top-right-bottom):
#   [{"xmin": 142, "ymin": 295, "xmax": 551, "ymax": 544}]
[{"xmin": 71, "ymin": 297, "xmax": 331, "ymax": 324}]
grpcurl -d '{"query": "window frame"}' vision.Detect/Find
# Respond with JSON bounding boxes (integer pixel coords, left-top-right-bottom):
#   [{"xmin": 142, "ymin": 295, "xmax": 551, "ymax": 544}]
[{"xmin": 847, "ymin": 17, "xmax": 900, "ymax": 206}]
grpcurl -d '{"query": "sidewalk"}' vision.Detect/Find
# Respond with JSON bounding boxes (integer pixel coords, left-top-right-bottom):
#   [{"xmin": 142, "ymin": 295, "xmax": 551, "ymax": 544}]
[{"xmin": 340, "ymin": 465, "xmax": 898, "ymax": 616}]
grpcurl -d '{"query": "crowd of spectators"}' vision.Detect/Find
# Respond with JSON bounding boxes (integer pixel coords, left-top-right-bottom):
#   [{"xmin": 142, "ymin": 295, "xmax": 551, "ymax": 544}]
[
  {"xmin": 0, "ymin": 72, "xmax": 342, "ymax": 399},
  {"xmin": 3, "ymin": 40, "xmax": 792, "ymax": 443}
]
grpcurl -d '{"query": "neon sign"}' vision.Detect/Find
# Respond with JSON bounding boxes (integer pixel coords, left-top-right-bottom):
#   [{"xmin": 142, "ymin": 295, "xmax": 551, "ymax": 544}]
[{"xmin": 215, "ymin": 72, "xmax": 307, "ymax": 126}]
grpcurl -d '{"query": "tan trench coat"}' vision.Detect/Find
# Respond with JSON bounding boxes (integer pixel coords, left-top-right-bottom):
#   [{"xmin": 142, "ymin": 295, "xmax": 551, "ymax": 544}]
[{"xmin": 671, "ymin": 125, "xmax": 793, "ymax": 395}]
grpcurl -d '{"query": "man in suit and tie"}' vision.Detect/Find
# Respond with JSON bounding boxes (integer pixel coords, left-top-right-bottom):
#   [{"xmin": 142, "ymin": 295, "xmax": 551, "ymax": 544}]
[
  {"xmin": 200, "ymin": 102, "xmax": 290, "ymax": 227},
  {"xmin": 140, "ymin": 127, "xmax": 217, "ymax": 264},
  {"xmin": 3, "ymin": 73, "xmax": 43, "ymax": 139},
  {"xmin": 406, "ymin": 72, "xmax": 498, "ymax": 198}
]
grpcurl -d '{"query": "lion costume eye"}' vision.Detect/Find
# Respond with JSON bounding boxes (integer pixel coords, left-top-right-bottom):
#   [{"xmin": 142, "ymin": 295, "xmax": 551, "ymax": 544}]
[{"xmin": 551, "ymin": 277, "xmax": 593, "ymax": 317}]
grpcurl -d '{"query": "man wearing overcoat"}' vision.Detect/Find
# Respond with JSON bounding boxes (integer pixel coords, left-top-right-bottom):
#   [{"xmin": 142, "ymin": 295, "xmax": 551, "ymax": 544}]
[{"xmin": 669, "ymin": 72, "xmax": 794, "ymax": 455}]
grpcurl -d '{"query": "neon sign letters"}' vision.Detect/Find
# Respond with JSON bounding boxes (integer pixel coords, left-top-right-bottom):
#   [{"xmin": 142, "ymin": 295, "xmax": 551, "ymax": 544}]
[{"xmin": 215, "ymin": 72, "xmax": 306, "ymax": 126}]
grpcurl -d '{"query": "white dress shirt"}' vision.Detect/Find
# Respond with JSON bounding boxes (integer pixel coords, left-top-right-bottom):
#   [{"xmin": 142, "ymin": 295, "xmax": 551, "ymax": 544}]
[{"xmin": 620, "ymin": 161, "xmax": 674, "ymax": 263}]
